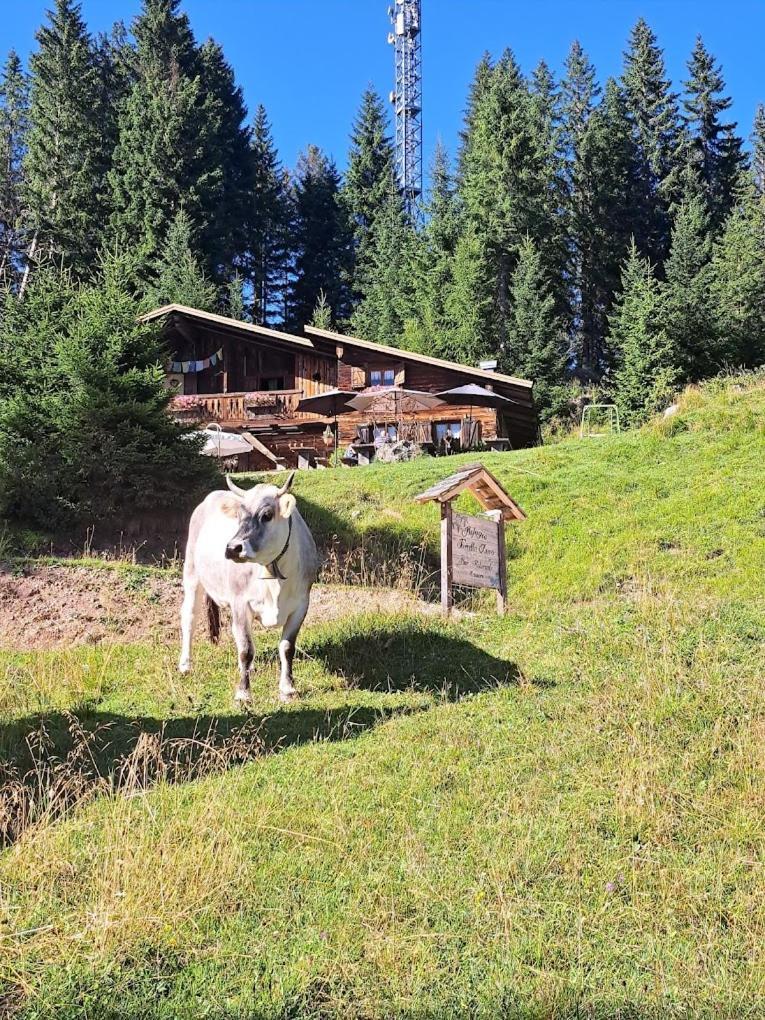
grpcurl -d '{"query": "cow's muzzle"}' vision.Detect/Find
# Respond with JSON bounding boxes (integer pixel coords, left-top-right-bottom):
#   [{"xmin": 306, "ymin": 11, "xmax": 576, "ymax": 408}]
[{"xmin": 225, "ymin": 541, "xmax": 245, "ymax": 561}]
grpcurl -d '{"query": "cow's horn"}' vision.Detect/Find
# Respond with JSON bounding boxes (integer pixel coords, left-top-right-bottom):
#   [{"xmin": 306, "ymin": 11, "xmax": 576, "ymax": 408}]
[
  {"xmin": 226, "ymin": 476, "xmax": 247, "ymax": 499},
  {"xmin": 277, "ymin": 470, "xmax": 296, "ymax": 496}
]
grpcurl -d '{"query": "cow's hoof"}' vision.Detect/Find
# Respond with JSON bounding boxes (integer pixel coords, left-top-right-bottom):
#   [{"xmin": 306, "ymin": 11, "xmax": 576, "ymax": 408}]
[
  {"xmin": 178, "ymin": 659, "xmax": 191, "ymax": 674},
  {"xmin": 279, "ymin": 689, "xmax": 298, "ymax": 704},
  {"xmin": 234, "ymin": 687, "xmax": 253, "ymax": 705}
]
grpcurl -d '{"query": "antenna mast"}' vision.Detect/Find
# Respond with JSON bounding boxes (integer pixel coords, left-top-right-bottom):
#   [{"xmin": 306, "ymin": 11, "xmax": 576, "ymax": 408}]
[{"xmin": 388, "ymin": 0, "xmax": 422, "ymax": 213}]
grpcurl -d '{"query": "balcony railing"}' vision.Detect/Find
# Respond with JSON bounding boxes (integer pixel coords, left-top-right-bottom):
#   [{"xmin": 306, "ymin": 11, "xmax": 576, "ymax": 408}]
[{"xmin": 169, "ymin": 389, "xmax": 303, "ymax": 425}]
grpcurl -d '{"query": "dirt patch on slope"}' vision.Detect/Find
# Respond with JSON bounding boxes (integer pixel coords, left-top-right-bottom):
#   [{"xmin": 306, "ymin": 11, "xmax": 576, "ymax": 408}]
[{"xmin": 0, "ymin": 563, "xmax": 435, "ymax": 652}]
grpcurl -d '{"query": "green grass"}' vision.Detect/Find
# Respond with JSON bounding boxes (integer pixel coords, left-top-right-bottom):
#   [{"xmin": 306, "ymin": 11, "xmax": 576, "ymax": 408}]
[{"xmin": 1, "ymin": 374, "xmax": 764, "ymax": 1018}]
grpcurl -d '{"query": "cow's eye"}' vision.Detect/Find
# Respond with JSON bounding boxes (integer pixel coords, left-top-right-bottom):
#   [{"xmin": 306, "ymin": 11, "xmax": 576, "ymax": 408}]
[{"xmin": 261, "ymin": 509, "xmax": 273, "ymax": 523}]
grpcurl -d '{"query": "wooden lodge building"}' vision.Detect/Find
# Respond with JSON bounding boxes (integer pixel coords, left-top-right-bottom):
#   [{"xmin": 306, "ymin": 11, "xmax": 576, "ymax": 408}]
[{"xmin": 142, "ymin": 304, "xmax": 539, "ymax": 470}]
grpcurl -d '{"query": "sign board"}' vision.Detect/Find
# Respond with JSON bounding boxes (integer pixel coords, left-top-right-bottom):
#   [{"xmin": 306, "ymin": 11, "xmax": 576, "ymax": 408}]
[
  {"xmin": 451, "ymin": 511, "xmax": 501, "ymax": 588},
  {"xmin": 415, "ymin": 463, "xmax": 526, "ymax": 618}
]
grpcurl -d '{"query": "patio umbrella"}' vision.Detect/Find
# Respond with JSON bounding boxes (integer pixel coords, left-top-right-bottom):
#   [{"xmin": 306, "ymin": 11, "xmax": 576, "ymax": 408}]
[
  {"xmin": 200, "ymin": 425, "xmax": 252, "ymax": 458},
  {"xmin": 347, "ymin": 387, "xmax": 445, "ymax": 444},
  {"xmin": 435, "ymin": 383, "xmax": 518, "ymax": 448},
  {"xmin": 296, "ymin": 389, "xmax": 357, "ymax": 459}
]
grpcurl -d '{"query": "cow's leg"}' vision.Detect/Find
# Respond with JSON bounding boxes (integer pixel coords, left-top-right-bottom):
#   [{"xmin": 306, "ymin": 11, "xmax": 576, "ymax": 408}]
[
  {"xmin": 278, "ymin": 600, "xmax": 309, "ymax": 703},
  {"xmin": 178, "ymin": 574, "xmax": 204, "ymax": 674},
  {"xmin": 231, "ymin": 605, "xmax": 254, "ymax": 705}
]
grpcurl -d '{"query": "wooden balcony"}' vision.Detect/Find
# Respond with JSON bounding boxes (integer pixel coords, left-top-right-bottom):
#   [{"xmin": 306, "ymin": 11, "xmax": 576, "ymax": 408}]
[{"xmin": 169, "ymin": 389, "xmax": 305, "ymax": 426}]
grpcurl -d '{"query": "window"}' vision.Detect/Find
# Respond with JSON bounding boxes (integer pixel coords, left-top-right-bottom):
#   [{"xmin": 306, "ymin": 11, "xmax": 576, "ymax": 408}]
[
  {"xmin": 369, "ymin": 366, "xmax": 395, "ymax": 387},
  {"xmin": 433, "ymin": 421, "xmax": 462, "ymax": 444}
]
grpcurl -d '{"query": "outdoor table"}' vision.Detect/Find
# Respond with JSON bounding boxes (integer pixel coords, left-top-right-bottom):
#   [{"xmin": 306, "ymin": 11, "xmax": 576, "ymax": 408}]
[
  {"xmin": 354, "ymin": 443, "xmax": 376, "ymax": 466},
  {"xmin": 485, "ymin": 437, "xmax": 511, "ymax": 452}
]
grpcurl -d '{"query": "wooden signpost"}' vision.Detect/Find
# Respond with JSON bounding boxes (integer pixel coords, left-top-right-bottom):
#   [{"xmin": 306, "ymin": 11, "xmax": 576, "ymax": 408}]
[{"xmin": 415, "ymin": 462, "xmax": 526, "ymax": 616}]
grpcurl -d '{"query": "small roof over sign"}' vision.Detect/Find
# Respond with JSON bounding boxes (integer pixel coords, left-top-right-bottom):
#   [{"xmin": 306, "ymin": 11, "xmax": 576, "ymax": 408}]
[{"xmin": 415, "ymin": 462, "xmax": 526, "ymax": 521}]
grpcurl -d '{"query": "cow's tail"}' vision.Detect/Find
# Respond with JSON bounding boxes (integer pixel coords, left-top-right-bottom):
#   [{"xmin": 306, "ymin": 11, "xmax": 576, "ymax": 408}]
[{"xmin": 207, "ymin": 596, "xmax": 221, "ymax": 644}]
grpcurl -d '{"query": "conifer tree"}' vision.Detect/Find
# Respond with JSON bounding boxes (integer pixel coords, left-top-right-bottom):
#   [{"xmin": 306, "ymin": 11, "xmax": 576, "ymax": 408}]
[
  {"xmin": 0, "ymin": 51, "xmax": 29, "ymax": 289},
  {"xmin": 457, "ymin": 52, "xmax": 494, "ymax": 179},
  {"xmin": 351, "ymin": 187, "xmax": 417, "ymax": 347},
  {"xmin": 503, "ymin": 235, "xmax": 567, "ymax": 420},
  {"xmin": 571, "ymin": 79, "xmax": 636, "ymax": 376},
  {"xmin": 196, "ymin": 39, "xmax": 253, "ymax": 278},
  {"xmin": 457, "ymin": 49, "xmax": 563, "ymax": 353},
  {"xmin": 709, "ymin": 186, "xmax": 765, "ymax": 368},
  {"xmin": 608, "ymin": 240, "xmax": 677, "ymax": 424},
  {"xmin": 405, "ymin": 142, "xmax": 462, "ymax": 358},
  {"xmin": 621, "ymin": 18, "xmax": 685, "ymax": 265},
  {"xmin": 683, "ymin": 36, "xmax": 746, "ymax": 232},
  {"xmin": 25, "ymin": 0, "xmax": 112, "ymax": 276},
  {"xmin": 245, "ymin": 105, "xmax": 291, "ymax": 325},
  {"xmin": 226, "ymin": 272, "xmax": 247, "ymax": 321},
  {"xmin": 561, "ymin": 40, "xmax": 600, "ymax": 157},
  {"xmin": 147, "ymin": 208, "xmax": 218, "ymax": 311},
  {"xmin": 288, "ymin": 145, "xmax": 352, "ymax": 329},
  {"xmin": 343, "ymin": 86, "xmax": 396, "ymax": 300},
  {"xmin": 752, "ymin": 105, "xmax": 765, "ymax": 197},
  {"xmin": 442, "ymin": 224, "xmax": 494, "ymax": 368},
  {"xmin": 660, "ymin": 195, "xmax": 716, "ymax": 379},
  {"xmin": 310, "ymin": 289, "xmax": 333, "ymax": 330}
]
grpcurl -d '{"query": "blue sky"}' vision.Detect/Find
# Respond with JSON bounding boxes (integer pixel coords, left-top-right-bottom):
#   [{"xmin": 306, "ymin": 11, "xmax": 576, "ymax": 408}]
[{"xmin": 4, "ymin": 1, "xmax": 764, "ymax": 178}]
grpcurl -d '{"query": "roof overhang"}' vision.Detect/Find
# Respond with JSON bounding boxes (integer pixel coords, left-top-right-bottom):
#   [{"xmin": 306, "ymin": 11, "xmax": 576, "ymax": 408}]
[
  {"xmin": 140, "ymin": 304, "xmax": 317, "ymax": 352},
  {"xmin": 305, "ymin": 324, "xmax": 534, "ymax": 391}
]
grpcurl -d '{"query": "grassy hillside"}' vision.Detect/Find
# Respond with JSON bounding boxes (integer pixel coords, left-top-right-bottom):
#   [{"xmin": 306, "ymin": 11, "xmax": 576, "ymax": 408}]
[{"xmin": 1, "ymin": 374, "xmax": 764, "ymax": 1018}]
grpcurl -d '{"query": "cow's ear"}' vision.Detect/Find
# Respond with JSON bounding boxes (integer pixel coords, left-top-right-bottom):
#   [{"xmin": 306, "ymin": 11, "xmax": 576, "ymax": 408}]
[
  {"xmin": 220, "ymin": 495, "xmax": 242, "ymax": 519},
  {"xmin": 279, "ymin": 493, "xmax": 296, "ymax": 519}
]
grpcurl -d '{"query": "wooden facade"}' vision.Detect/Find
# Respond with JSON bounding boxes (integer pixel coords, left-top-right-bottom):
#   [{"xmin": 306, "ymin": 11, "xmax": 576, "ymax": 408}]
[{"xmin": 141, "ymin": 304, "xmax": 539, "ymax": 470}]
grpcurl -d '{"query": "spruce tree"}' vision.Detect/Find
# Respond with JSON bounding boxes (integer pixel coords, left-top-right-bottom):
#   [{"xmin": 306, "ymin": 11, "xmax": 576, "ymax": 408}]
[
  {"xmin": 405, "ymin": 142, "xmax": 462, "ymax": 358},
  {"xmin": 621, "ymin": 18, "xmax": 685, "ymax": 265},
  {"xmin": 709, "ymin": 186, "xmax": 765, "ymax": 369},
  {"xmin": 561, "ymin": 40, "xmax": 600, "ymax": 156},
  {"xmin": 0, "ymin": 248, "xmax": 217, "ymax": 527},
  {"xmin": 351, "ymin": 187, "xmax": 417, "ymax": 347},
  {"xmin": 196, "ymin": 39, "xmax": 253, "ymax": 278},
  {"xmin": 608, "ymin": 240, "xmax": 677, "ymax": 424},
  {"xmin": 288, "ymin": 145, "xmax": 352, "ymax": 329},
  {"xmin": 310, "ymin": 289, "xmax": 333, "ymax": 330},
  {"xmin": 683, "ymin": 36, "xmax": 746, "ymax": 232},
  {"xmin": 457, "ymin": 52, "xmax": 494, "ymax": 179},
  {"xmin": 660, "ymin": 195, "xmax": 716, "ymax": 380},
  {"xmin": 343, "ymin": 86, "xmax": 396, "ymax": 301},
  {"xmin": 147, "ymin": 208, "xmax": 218, "ymax": 311},
  {"xmin": 0, "ymin": 51, "xmax": 29, "ymax": 289},
  {"xmin": 245, "ymin": 105, "xmax": 291, "ymax": 325},
  {"xmin": 442, "ymin": 224, "xmax": 494, "ymax": 368},
  {"xmin": 503, "ymin": 235, "xmax": 567, "ymax": 420},
  {"xmin": 457, "ymin": 49, "xmax": 563, "ymax": 353},
  {"xmin": 226, "ymin": 272, "xmax": 247, "ymax": 321},
  {"xmin": 752, "ymin": 105, "xmax": 765, "ymax": 197},
  {"xmin": 572, "ymin": 79, "xmax": 636, "ymax": 377},
  {"xmin": 25, "ymin": 0, "xmax": 111, "ymax": 276}
]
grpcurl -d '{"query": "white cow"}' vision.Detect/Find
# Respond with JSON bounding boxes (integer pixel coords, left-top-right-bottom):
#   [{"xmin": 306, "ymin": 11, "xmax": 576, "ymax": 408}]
[{"xmin": 178, "ymin": 472, "xmax": 320, "ymax": 703}]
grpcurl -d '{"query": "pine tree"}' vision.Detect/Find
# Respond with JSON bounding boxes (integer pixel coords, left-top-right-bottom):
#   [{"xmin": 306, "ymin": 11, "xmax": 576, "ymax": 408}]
[
  {"xmin": 195, "ymin": 39, "xmax": 253, "ymax": 278},
  {"xmin": 660, "ymin": 195, "xmax": 716, "ymax": 380},
  {"xmin": 245, "ymin": 105, "xmax": 291, "ymax": 325},
  {"xmin": 502, "ymin": 235, "xmax": 567, "ymax": 420},
  {"xmin": 608, "ymin": 240, "xmax": 677, "ymax": 424},
  {"xmin": 683, "ymin": 36, "xmax": 746, "ymax": 232},
  {"xmin": 622, "ymin": 18, "xmax": 685, "ymax": 265},
  {"xmin": 147, "ymin": 208, "xmax": 218, "ymax": 311},
  {"xmin": 709, "ymin": 185, "xmax": 765, "ymax": 369},
  {"xmin": 572, "ymin": 79, "xmax": 636, "ymax": 377},
  {"xmin": 288, "ymin": 145, "xmax": 352, "ymax": 329},
  {"xmin": 343, "ymin": 86, "xmax": 396, "ymax": 301},
  {"xmin": 0, "ymin": 51, "xmax": 29, "ymax": 289},
  {"xmin": 351, "ymin": 187, "xmax": 417, "ymax": 347},
  {"xmin": 752, "ymin": 105, "xmax": 765, "ymax": 197},
  {"xmin": 25, "ymin": 0, "xmax": 112, "ymax": 276}
]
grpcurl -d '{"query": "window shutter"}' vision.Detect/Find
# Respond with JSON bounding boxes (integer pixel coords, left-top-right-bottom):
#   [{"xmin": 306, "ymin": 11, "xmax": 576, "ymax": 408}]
[
  {"xmin": 350, "ymin": 365, "xmax": 365, "ymax": 389},
  {"xmin": 394, "ymin": 363, "xmax": 405, "ymax": 386}
]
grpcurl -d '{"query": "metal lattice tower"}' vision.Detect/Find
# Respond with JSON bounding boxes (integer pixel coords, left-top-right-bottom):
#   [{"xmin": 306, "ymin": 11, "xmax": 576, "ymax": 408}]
[{"xmin": 388, "ymin": 0, "xmax": 422, "ymax": 212}]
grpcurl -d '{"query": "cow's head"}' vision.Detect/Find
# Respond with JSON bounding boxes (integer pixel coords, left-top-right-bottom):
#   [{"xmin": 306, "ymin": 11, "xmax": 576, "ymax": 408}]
[{"xmin": 222, "ymin": 471, "xmax": 297, "ymax": 565}]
